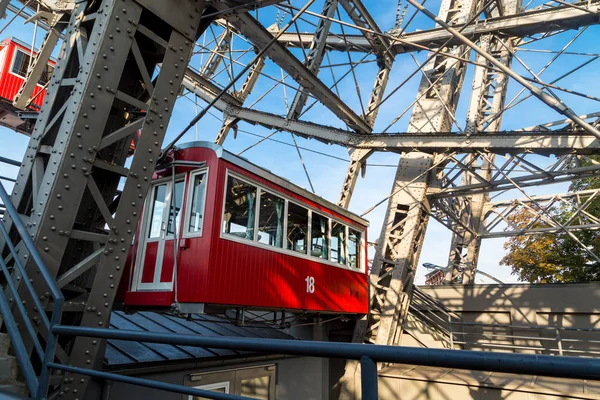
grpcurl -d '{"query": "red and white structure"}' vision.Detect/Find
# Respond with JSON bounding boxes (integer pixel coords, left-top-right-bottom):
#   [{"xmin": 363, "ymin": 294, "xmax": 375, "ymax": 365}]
[
  {"xmin": 123, "ymin": 142, "xmax": 369, "ymax": 314},
  {"xmin": 0, "ymin": 37, "xmax": 55, "ymax": 133}
]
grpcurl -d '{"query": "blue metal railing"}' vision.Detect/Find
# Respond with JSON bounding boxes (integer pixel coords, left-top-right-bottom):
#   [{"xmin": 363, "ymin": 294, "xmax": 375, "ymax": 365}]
[
  {"xmin": 0, "ymin": 181, "xmax": 64, "ymax": 398},
  {"xmin": 0, "ymin": 161, "xmax": 599, "ymax": 399},
  {"xmin": 50, "ymin": 325, "xmax": 600, "ymax": 399}
]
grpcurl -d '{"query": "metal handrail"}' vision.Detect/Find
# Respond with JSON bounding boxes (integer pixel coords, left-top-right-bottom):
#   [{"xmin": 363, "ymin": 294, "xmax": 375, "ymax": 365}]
[
  {"xmin": 407, "ymin": 288, "xmax": 464, "ymax": 349},
  {"xmin": 0, "ymin": 182, "xmax": 64, "ymax": 398},
  {"xmin": 50, "ymin": 324, "xmax": 600, "ymax": 400},
  {"xmin": 407, "ymin": 291, "xmax": 600, "ymax": 357},
  {"xmin": 412, "ymin": 287, "xmax": 462, "ymax": 321},
  {"xmin": 406, "ymin": 307, "xmax": 455, "ymax": 346}
]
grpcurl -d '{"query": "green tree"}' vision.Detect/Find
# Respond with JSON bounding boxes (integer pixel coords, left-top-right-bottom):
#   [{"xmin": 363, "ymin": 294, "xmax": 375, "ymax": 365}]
[{"xmin": 500, "ymin": 157, "xmax": 600, "ymax": 283}]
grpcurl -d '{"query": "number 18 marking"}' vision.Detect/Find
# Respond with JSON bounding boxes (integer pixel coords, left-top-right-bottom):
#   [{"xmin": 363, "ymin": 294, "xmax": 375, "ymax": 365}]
[{"xmin": 305, "ymin": 276, "xmax": 315, "ymax": 293}]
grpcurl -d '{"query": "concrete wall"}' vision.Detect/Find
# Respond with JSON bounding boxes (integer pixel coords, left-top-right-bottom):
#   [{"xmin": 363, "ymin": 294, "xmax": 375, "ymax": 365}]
[
  {"xmin": 381, "ymin": 283, "xmax": 600, "ymax": 400},
  {"xmin": 412, "ymin": 282, "xmax": 600, "ymax": 355},
  {"xmin": 379, "ymin": 376, "xmax": 600, "ymax": 400},
  {"xmin": 86, "ymin": 356, "xmax": 324, "ymax": 400},
  {"xmin": 419, "ymin": 282, "xmax": 600, "ymax": 323}
]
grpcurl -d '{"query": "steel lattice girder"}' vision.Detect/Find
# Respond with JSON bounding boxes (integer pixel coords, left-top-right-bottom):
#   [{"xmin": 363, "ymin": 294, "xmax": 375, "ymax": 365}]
[
  {"xmin": 277, "ymin": 0, "xmax": 600, "ymax": 54},
  {"xmin": 340, "ymin": 0, "xmax": 481, "ymax": 395},
  {"xmin": 482, "ymin": 189, "xmax": 600, "ymax": 238},
  {"xmin": 445, "ymin": 0, "xmax": 519, "ymax": 284},
  {"xmin": 4, "ymin": 0, "xmax": 206, "ymax": 398},
  {"xmin": 214, "ymin": 3, "xmax": 373, "ymax": 133},
  {"xmin": 183, "ymin": 71, "xmax": 600, "ymax": 153},
  {"xmin": 286, "ymin": 0, "xmax": 339, "ymax": 120},
  {"xmin": 337, "ymin": 0, "xmax": 392, "ymax": 57},
  {"xmin": 431, "ymin": 153, "xmax": 600, "ymax": 199}
]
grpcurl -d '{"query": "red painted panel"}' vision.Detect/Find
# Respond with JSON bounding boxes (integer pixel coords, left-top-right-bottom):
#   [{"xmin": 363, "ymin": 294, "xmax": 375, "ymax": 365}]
[
  {"xmin": 160, "ymin": 239, "xmax": 175, "ymax": 283},
  {"xmin": 124, "ymin": 290, "xmax": 174, "ymax": 307},
  {"xmin": 141, "ymin": 242, "xmax": 158, "ymax": 283},
  {"xmin": 0, "ymin": 39, "xmax": 52, "ymax": 110},
  {"xmin": 198, "ymin": 237, "xmax": 368, "ymax": 313}
]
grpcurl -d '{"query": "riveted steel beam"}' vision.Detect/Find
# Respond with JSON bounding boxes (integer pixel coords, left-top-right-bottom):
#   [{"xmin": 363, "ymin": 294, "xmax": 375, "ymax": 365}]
[
  {"xmin": 339, "ymin": 0, "xmax": 480, "ymax": 395},
  {"xmin": 201, "ymin": 28, "xmax": 232, "ymax": 78},
  {"xmin": 432, "ymin": 155, "xmax": 600, "ymax": 199},
  {"xmin": 3, "ymin": 1, "xmax": 206, "ymax": 399},
  {"xmin": 338, "ymin": 148, "xmax": 373, "ymax": 208},
  {"xmin": 277, "ymin": 1, "xmax": 600, "ymax": 54},
  {"xmin": 337, "ymin": 0, "xmax": 392, "ymax": 57},
  {"xmin": 446, "ymin": 0, "xmax": 519, "ymax": 284},
  {"xmin": 482, "ymin": 189, "xmax": 600, "ymax": 238},
  {"xmin": 287, "ymin": 0, "xmax": 338, "ymax": 120},
  {"xmin": 188, "ymin": 81, "xmax": 600, "ymax": 154},
  {"xmin": 214, "ymin": 55, "xmax": 265, "ymax": 145},
  {"xmin": 217, "ymin": 5, "xmax": 372, "ymax": 133}
]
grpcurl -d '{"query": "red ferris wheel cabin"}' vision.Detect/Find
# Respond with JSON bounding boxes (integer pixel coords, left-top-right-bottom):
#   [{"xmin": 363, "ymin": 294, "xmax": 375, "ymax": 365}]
[
  {"xmin": 0, "ymin": 37, "xmax": 55, "ymax": 133},
  {"xmin": 123, "ymin": 142, "xmax": 369, "ymax": 315}
]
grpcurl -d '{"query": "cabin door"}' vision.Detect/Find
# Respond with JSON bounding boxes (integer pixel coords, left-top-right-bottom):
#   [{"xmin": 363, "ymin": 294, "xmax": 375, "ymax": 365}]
[{"xmin": 135, "ymin": 178, "xmax": 185, "ymax": 291}]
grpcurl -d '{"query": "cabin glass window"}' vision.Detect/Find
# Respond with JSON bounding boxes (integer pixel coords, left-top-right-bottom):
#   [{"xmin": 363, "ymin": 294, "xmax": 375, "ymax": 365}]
[
  {"xmin": 257, "ymin": 190, "xmax": 285, "ymax": 248},
  {"xmin": 223, "ymin": 175, "xmax": 257, "ymax": 240},
  {"xmin": 348, "ymin": 228, "xmax": 361, "ymax": 270},
  {"xmin": 148, "ymin": 184, "xmax": 167, "ymax": 238},
  {"xmin": 311, "ymin": 213, "xmax": 329, "ymax": 259},
  {"xmin": 11, "ymin": 49, "xmax": 53, "ymax": 84},
  {"xmin": 331, "ymin": 222, "xmax": 347, "ymax": 264},
  {"xmin": 40, "ymin": 63, "xmax": 54, "ymax": 85},
  {"xmin": 166, "ymin": 180, "xmax": 185, "ymax": 236},
  {"xmin": 187, "ymin": 172, "xmax": 207, "ymax": 235},
  {"xmin": 11, "ymin": 49, "xmax": 30, "ymax": 77},
  {"xmin": 286, "ymin": 202, "xmax": 308, "ymax": 254}
]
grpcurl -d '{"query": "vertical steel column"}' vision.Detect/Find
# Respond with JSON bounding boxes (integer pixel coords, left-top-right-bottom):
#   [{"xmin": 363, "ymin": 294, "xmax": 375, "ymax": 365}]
[
  {"xmin": 336, "ymin": 0, "xmax": 393, "ymax": 207},
  {"xmin": 3, "ymin": 0, "xmax": 205, "ymax": 398},
  {"xmin": 338, "ymin": 148, "xmax": 372, "ymax": 208},
  {"xmin": 0, "ymin": 0, "xmax": 9, "ymax": 19},
  {"xmin": 363, "ymin": 54, "xmax": 393, "ymax": 127},
  {"xmin": 3, "ymin": 0, "xmax": 105, "ymax": 356},
  {"xmin": 287, "ymin": 0, "xmax": 338, "ymax": 120},
  {"xmin": 214, "ymin": 55, "xmax": 265, "ymax": 145},
  {"xmin": 339, "ymin": 0, "xmax": 477, "ymax": 397},
  {"xmin": 446, "ymin": 0, "xmax": 520, "ymax": 284},
  {"xmin": 201, "ymin": 29, "xmax": 232, "ymax": 78},
  {"xmin": 64, "ymin": 1, "xmax": 204, "ymax": 397}
]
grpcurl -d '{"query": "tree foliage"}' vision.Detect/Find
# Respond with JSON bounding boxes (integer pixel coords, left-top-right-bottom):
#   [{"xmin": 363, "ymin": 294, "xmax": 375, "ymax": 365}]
[{"xmin": 500, "ymin": 157, "xmax": 600, "ymax": 283}]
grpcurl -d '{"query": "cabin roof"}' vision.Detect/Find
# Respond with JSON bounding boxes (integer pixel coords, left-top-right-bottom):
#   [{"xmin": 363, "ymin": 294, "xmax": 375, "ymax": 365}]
[
  {"xmin": 104, "ymin": 311, "xmax": 295, "ymax": 368},
  {"xmin": 174, "ymin": 141, "xmax": 369, "ymax": 227},
  {"xmin": 1, "ymin": 37, "xmax": 58, "ymax": 63}
]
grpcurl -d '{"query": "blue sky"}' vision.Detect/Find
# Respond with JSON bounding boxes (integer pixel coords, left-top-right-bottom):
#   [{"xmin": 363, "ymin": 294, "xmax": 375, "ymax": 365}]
[{"xmin": 0, "ymin": 0, "xmax": 598, "ymax": 284}]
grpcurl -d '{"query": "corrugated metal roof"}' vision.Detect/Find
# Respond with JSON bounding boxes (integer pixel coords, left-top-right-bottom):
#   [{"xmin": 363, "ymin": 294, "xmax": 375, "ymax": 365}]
[{"xmin": 104, "ymin": 311, "xmax": 295, "ymax": 367}]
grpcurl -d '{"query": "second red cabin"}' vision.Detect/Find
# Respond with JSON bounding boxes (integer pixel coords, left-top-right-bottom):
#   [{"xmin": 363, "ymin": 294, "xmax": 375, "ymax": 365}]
[
  {"xmin": 0, "ymin": 37, "xmax": 54, "ymax": 110},
  {"xmin": 124, "ymin": 142, "xmax": 369, "ymax": 315}
]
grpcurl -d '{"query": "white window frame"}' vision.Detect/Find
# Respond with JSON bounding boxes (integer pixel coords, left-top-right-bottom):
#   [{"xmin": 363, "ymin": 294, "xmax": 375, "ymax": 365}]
[
  {"xmin": 221, "ymin": 171, "xmax": 259, "ymax": 241},
  {"xmin": 9, "ymin": 48, "xmax": 50, "ymax": 87},
  {"xmin": 330, "ymin": 219, "xmax": 347, "ymax": 266},
  {"xmin": 220, "ymin": 170, "xmax": 366, "ymax": 273},
  {"xmin": 183, "ymin": 168, "xmax": 209, "ymax": 238},
  {"xmin": 309, "ymin": 210, "xmax": 329, "ymax": 261},
  {"xmin": 255, "ymin": 187, "xmax": 286, "ymax": 249},
  {"xmin": 284, "ymin": 197, "xmax": 308, "ymax": 255},
  {"xmin": 187, "ymin": 381, "xmax": 230, "ymax": 399},
  {"xmin": 347, "ymin": 226, "xmax": 364, "ymax": 271},
  {"xmin": 132, "ymin": 174, "xmax": 186, "ymax": 291}
]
